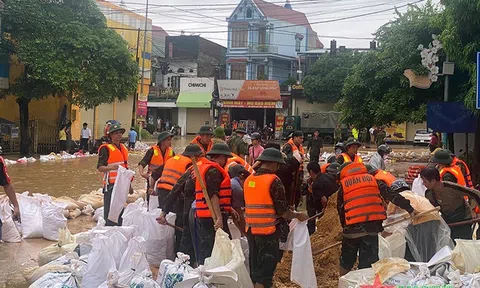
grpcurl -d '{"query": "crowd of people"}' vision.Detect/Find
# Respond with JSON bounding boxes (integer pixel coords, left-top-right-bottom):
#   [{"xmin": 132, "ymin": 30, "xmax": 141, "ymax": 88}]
[{"xmin": 2, "ymin": 121, "xmax": 479, "ymax": 288}]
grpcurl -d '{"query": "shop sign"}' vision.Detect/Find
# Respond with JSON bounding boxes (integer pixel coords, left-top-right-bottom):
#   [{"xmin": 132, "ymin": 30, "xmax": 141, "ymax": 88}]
[
  {"xmin": 180, "ymin": 77, "xmax": 214, "ymax": 92},
  {"xmin": 11, "ymin": 127, "xmax": 19, "ymax": 138},
  {"xmin": 221, "ymin": 100, "xmax": 281, "ymax": 108},
  {"xmin": 220, "ymin": 113, "xmax": 230, "ymax": 124},
  {"xmin": 136, "ymin": 100, "xmax": 148, "ymax": 120},
  {"xmin": 291, "ymin": 83, "xmax": 304, "ymax": 97},
  {"xmin": 217, "ymin": 80, "xmax": 280, "ymax": 101}
]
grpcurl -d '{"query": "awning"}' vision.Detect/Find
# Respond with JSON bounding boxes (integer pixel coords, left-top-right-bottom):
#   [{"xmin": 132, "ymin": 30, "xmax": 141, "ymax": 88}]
[{"xmin": 176, "ymin": 92, "xmax": 212, "ymax": 108}]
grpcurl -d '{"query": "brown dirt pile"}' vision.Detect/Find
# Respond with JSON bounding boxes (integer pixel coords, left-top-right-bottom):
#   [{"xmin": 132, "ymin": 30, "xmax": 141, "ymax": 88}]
[{"xmin": 274, "ymin": 193, "xmax": 343, "ymax": 287}]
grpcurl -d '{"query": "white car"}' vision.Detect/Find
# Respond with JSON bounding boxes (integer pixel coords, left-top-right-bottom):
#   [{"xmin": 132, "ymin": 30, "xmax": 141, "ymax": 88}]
[{"xmin": 413, "ymin": 129, "xmax": 432, "ymax": 145}]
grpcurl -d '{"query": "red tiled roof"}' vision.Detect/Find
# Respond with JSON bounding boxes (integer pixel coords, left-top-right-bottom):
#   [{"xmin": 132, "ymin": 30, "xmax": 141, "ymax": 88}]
[
  {"xmin": 152, "ymin": 25, "xmax": 169, "ymax": 38},
  {"xmin": 252, "ymin": 0, "xmax": 312, "ymax": 29},
  {"xmin": 316, "ymin": 38, "xmax": 324, "ymax": 49}
]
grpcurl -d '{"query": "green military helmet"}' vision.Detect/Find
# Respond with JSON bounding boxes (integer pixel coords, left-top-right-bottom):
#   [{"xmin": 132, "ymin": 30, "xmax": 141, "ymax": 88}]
[
  {"xmin": 256, "ymin": 148, "xmax": 286, "ymax": 164},
  {"xmin": 108, "ymin": 123, "xmax": 125, "ymax": 135},
  {"xmin": 207, "ymin": 142, "xmax": 233, "ymax": 157},
  {"xmin": 344, "ymin": 137, "xmax": 361, "ymax": 148},
  {"xmin": 198, "ymin": 125, "xmax": 214, "ymax": 135},
  {"xmin": 182, "ymin": 144, "xmax": 203, "ymax": 157},
  {"xmin": 431, "ymin": 149, "xmax": 453, "ymax": 165},
  {"xmin": 214, "ymin": 126, "xmax": 226, "ymax": 139},
  {"xmin": 235, "ymin": 127, "xmax": 247, "ymax": 134},
  {"xmin": 157, "ymin": 131, "xmax": 174, "ymax": 143},
  {"xmin": 326, "ymin": 162, "xmax": 341, "ymax": 174}
]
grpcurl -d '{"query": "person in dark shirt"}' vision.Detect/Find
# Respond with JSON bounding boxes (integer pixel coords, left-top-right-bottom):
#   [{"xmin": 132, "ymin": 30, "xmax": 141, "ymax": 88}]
[
  {"xmin": 307, "ymin": 130, "xmax": 323, "ymax": 164},
  {"xmin": 430, "ymin": 149, "xmax": 467, "ymax": 184},
  {"xmin": 0, "ymin": 155, "xmax": 21, "ymax": 240},
  {"xmin": 282, "ymin": 131, "xmax": 305, "ymax": 208}
]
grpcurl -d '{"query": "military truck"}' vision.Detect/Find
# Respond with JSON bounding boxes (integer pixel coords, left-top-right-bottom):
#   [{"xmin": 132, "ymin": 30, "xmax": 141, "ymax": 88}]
[{"xmin": 282, "ymin": 111, "xmax": 348, "ymax": 143}]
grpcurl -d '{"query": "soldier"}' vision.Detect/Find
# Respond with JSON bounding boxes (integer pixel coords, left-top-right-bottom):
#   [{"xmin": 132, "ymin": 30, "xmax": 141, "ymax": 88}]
[
  {"xmin": 337, "ymin": 138, "xmax": 363, "ymax": 165},
  {"xmin": 227, "ymin": 127, "xmax": 248, "ymax": 159},
  {"xmin": 191, "ymin": 126, "xmax": 214, "ymax": 154},
  {"xmin": 244, "ymin": 148, "xmax": 308, "ymax": 288},
  {"xmin": 431, "ymin": 149, "xmax": 467, "ymax": 186},
  {"xmin": 282, "ymin": 131, "xmax": 305, "ymax": 208}
]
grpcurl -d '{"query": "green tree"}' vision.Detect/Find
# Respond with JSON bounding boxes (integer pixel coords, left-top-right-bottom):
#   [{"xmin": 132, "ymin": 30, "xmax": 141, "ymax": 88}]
[
  {"xmin": 337, "ymin": 2, "xmax": 444, "ymax": 129},
  {"xmin": 0, "ymin": 0, "xmax": 139, "ymax": 155},
  {"xmin": 303, "ymin": 52, "xmax": 362, "ymax": 103},
  {"xmin": 441, "ymin": 0, "xmax": 480, "ymax": 183}
]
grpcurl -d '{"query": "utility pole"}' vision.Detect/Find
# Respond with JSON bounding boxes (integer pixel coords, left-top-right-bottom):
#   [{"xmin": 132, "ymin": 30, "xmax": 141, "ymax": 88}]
[
  {"xmin": 139, "ymin": 0, "xmax": 149, "ymax": 141},
  {"xmin": 443, "ymin": 55, "xmax": 450, "ymax": 150}
]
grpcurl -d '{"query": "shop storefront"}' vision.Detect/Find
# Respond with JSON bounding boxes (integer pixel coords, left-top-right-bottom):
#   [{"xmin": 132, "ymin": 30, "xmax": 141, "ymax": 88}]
[
  {"xmin": 218, "ymin": 80, "xmax": 286, "ymax": 135},
  {"xmin": 176, "ymin": 77, "xmax": 213, "ymax": 135}
]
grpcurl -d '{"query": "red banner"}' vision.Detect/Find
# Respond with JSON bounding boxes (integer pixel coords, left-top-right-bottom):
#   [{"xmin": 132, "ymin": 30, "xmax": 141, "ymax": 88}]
[
  {"xmin": 136, "ymin": 100, "xmax": 147, "ymax": 120},
  {"xmin": 275, "ymin": 115, "xmax": 285, "ymax": 133},
  {"xmin": 221, "ymin": 100, "xmax": 279, "ymax": 108}
]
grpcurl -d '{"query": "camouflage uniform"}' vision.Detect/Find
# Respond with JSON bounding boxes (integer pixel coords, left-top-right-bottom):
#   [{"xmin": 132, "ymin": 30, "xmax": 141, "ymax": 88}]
[
  {"xmin": 375, "ymin": 130, "xmax": 386, "ymax": 147},
  {"xmin": 247, "ymin": 168, "xmax": 290, "ymax": 288},
  {"xmin": 334, "ymin": 127, "xmax": 342, "ymax": 143},
  {"xmin": 282, "ymin": 143, "xmax": 303, "ymax": 207},
  {"xmin": 227, "ymin": 135, "xmax": 248, "ymax": 156}
]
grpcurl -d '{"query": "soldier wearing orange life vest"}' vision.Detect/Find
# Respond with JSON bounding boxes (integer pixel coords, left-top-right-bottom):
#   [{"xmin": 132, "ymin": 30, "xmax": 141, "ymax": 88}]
[
  {"xmin": 337, "ymin": 162, "xmax": 414, "ymax": 276},
  {"xmin": 282, "ymin": 131, "xmax": 305, "ymax": 208},
  {"xmin": 337, "ymin": 138, "xmax": 363, "ymax": 165},
  {"xmin": 447, "ymin": 150, "xmax": 474, "ymax": 188},
  {"xmin": 366, "ymin": 165, "xmax": 397, "ymax": 188},
  {"xmin": 430, "ymin": 149, "xmax": 467, "ymax": 186},
  {"xmin": 190, "ymin": 126, "xmax": 214, "ymax": 155},
  {"xmin": 244, "ymin": 148, "xmax": 308, "ymax": 288},
  {"xmin": 97, "ymin": 123, "xmax": 132, "ymax": 226},
  {"xmin": 224, "ymin": 152, "xmax": 254, "ymax": 174}
]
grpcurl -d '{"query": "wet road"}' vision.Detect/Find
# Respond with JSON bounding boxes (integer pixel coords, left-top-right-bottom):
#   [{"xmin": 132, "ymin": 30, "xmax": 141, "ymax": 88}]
[{"xmin": 3, "ymin": 137, "xmax": 427, "ymax": 198}]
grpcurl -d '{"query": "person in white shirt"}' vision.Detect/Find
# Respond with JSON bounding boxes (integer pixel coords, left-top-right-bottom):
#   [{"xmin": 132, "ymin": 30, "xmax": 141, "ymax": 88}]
[{"xmin": 80, "ymin": 122, "xmax": 92, "ymax": 152}]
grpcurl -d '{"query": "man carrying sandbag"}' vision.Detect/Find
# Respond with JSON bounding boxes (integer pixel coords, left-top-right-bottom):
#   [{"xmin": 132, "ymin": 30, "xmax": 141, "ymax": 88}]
[
  {"xmin": 244, "ymin": 148, "xmax": 308, "ymax": 288},
  {"xmin": 337, "ymin": 162, "xmax": 415, "ymax": 276},
  {"xmin": 420, "ymin": 167, "xmax": 480, "ymax": 240},
  {"xmin": 156, "ymin": 144, "xmax": 204, "ymax": 252},
  {"xmin": 139, "ymin": 131, "xmax": 175, "ymax": 205},
  {"xmin": 97, "ymin": 123, "xmax": 131, "ymax": 226},
  {"xmin": 0, "ymin": 152, "xmax": 21, "ymax": 240}
]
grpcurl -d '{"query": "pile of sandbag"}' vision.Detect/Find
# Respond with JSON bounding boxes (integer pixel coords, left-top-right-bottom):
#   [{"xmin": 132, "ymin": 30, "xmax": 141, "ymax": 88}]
[
  {"xmin": 39, "ymin": 151, "xmax": 96, "ymax": 162},
  {"xmin": 133, "ymin": 141, "xmax": 150, "ymax": 152},
  {"xmin": 4, "ymin": 156, "xmax": 36, "ymax": 165}
]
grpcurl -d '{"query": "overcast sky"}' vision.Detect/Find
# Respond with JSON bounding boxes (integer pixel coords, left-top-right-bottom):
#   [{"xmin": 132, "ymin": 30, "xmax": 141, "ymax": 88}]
[{"xmin": 110, "ymin": 0, "xmax": 441, "ymax": 48}]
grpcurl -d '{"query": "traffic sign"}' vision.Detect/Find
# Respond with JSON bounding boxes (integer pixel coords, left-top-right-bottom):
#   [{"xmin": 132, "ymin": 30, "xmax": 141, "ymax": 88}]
[{"xmin": 477, "ymin": 52, "xmax": 480, "ymax": 109}]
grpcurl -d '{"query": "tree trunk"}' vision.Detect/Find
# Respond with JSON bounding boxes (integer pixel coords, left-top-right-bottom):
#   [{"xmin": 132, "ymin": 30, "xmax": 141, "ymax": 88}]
[
  {"xmin": 17, "ymin": 98, "xmax": 31, "ymax": 157},
  {"xmin": 473, "ymin": 117, "xmax": 480, "ymax": 186}
]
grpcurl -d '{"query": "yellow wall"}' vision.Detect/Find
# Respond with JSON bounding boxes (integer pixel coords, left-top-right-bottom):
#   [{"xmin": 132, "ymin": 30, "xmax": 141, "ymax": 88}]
[{"xmin": 0, "ymin": 95, "xmax": 68, "ymax": 124}]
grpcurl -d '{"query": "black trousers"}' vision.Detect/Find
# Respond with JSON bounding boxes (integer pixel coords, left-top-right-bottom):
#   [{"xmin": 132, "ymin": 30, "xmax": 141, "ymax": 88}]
[
  {"xmin": 196, "ymin": 213, "xmax": 231, "ymax": 265},
  {"xmin": 340, "ymin": 235, "xmax": 379, "ymax": 270},
  {"xmin": 79, "ymin": 138, "xmax": 89, "ymax": 151},
  {"xmin": 179, "ymin": 205, "xmax": 198, "ymax": 264},
  {"xmin": 310, "ymin": 154, "xmax": 320, "ymax": 164},
  {"xmin": 306, "ymin": 194, "xmax": 323, "ymax": 235},
  {"xmin": 103, "ymin": 184, "xmax": 123, "ymax": 226},
  {"xmin": 247, "ymin": 230, "xmax": 280, "ymax": 288}
]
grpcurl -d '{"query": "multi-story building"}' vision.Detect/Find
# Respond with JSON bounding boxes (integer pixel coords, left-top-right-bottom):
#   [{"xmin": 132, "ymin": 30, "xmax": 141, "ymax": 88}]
[
  {"xmin": 0, "ymin": 0, "xmax": 7, "ymax": 90},
  {"xmin": 147, "ymin": 35, "xmax": 227, "ymax": 135}
]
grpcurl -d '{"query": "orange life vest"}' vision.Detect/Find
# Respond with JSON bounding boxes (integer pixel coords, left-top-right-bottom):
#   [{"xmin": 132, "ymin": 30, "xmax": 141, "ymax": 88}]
[
  {"xmin": 340, "ymin": 153, "xmax": 363, "ymax": 164},
  {"xmin": 99, "ymin": 143, "xmax": 129, "ymax": 185},
  {"xmin": 244, "ymin": 173, "xmax": 278, "ymax": 235},
  {"xmin": 452, "ymin": 157, "xmax": 473, "ymax": 188},
  {"xmin": 195, "ymin": 159, "xmax": 232, "ymax": 218},
  {"xmin": 340, "ymin": 163, "xmax": 386, "ymax": 226},
  {"xmin": 225, "ymin": 153, "xmax": 254, "ymax": 174},
  {"xmin": 157, "ymin": 155, "xmax": 192, "ymax": 191},
  {"xmin": 321, "ymin": 163, "xmax": 330, "ymax": 174},
  {"xmin": 191, "ymin": 136, "xmax": 213, "ymax": 155},
  {"xmin": 148, "ymin": 145, "xmax": 174, "ymax": 173},
  {"xmin": 440, "ymin": 166, "xmax": 467, "ymax": 186},
  {"xmin": 374, "ymin": 170, "xmax": 396, "ymax": 187},
  {"xmin": 285, "ymin": 138, "xmax": 305, "ymax": 171}
]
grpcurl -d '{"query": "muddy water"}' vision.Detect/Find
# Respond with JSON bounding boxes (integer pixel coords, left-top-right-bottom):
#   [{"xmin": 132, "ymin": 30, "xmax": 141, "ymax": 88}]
[{"xmin": 4, "ymin": 137, "xmax": 195, "ymax": 198}]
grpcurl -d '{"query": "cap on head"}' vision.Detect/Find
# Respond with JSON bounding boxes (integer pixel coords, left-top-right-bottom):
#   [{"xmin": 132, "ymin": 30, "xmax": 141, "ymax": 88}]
[
  {"xmin": 206, "ymin": 142, "xmax": 233, "ymax": 157},
  {"xmin": 335, "ymin": 142, "xmax": 344, "ymax": 149},
  {"xmin": 228, "ymin": 164, "xmax": 251, "ymax": 178},
  {"xmin": 327, "ymin": 162, "xmax": 340, "ymax": 174},
  {"xmin": 345, "ymin": 138, "xmax": 361, "ymax": 148},
  {"xmin": 108, "ymin": 123, "xmax": 125, "ymax": 135},
  {"xmin": 251, "ymin": 132, "xmax": 262, "ymax": 140},
  {"xmin": 182, "ymin": 144, "xmax": 203, "ymax": 157},
  {"xmin": 377, "ymin": 144, "xmax": 391, "ymax": 154},
  {"xmin": 256, "ymin": 148, "xmax": 286, "ymax": 164},
  {"xmin": 391, "ymin": 179, "xmax": 410, "ymax": 193},
  {"xmin": 198, "ymin": 126, "xmax": 214, "ymax": 135},
  {"xmin": 292, "ymin": 131, "xmax": 303, "ymax": 138},
  {"xmin": 157, "ymin": 131, "xmax": 174, "ymax": 143},
  {"xmin": 431, "ymin": 149, "xmax": 453, "ymax": 165},
  {"xmin": 214, "ymin": 126, "xmax": 226, "ymax": 139},
  {"xmin": 235, "ymin": 127, "xmax": 247, "ymax": 134}
]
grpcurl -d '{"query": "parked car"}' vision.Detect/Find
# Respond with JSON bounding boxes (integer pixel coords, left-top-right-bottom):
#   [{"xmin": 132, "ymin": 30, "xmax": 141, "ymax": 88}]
[{"xmin": 413, "ymin": 129, "xmax": 432, "ymax": 145}]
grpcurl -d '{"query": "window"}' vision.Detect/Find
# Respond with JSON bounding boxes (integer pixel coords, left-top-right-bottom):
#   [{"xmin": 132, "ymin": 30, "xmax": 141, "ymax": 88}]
[
  {"xmin": 246, "ymin": 8, "xmax": 252, "ymax": 18},
  {"xmin": 230, "ymin": 64, "xmax": 246, "ymax": 80},
  {"xmin": 232, "ymin": 27, "xmax": 248, "ymax": 48},
  {"xmin": 171, "ymin": 76, "xmax": 181, "ymax": 89},
  {"xmin": 167, "ymin": 77, "xmax": 171, "ymax": 87},
  {"xmin": 295, "ymin": 38, "xmax": 301, "ymax": 52},
  {"xmin": 189, "ymin": 69, "xmax": 194, "ymax": 73},
  {"xmin": 257, "ymin": 65, "xmax": 266, "ymax": 79},
  {"xmin": 177, "ymin": 68, "xmax": 185, "ymax": 73}
]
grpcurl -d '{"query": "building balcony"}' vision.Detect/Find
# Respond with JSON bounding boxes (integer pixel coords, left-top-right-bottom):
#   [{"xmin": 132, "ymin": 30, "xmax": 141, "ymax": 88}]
[{"xmin": 248, "ymin": 44, "xmax": 278, "ymax": 54}]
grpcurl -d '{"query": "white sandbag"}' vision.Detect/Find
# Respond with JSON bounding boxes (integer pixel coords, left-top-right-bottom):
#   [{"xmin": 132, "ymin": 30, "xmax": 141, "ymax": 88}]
[
  {"xmin": 29, "ymin": 272, "xmax": 80, "ymax": 288},
  {"xmin": 157, "ymin": 253, "xmax": 194, "ymax": 287},
  {"xmin": 68, "ymin": 208, "xmax": 82, "ymax": 219},
  {"xmin": 93, "ymin": 206, "xmax": 104, "ymax": 221},
  {"xmin": 130, "ymin": 270, "xmax": 160, "ymax": 288},
  {"xmin": 82, "ymin": 235, "xmax": 117, "ymax": 288},
  {"xmin": 290, "ymin": 220, "xmax": 317, "ymax": 288},
  {"xmin": 0, "ymin": 202, "xmax": 21, "ymax": 242},
  {"xmin": 379, "ymin": 233, "xmax": 406, "ymax": 260},
  {"xmin": 108, "ymin": 166, "xmax": 135, "ymax": 223},
  {"xmin": 453, "ymin": 239, "xmax": 480, "ymax": 273},
  {"xmin": 18, "ymin": 193, "xmax": 43, "ymax": 238},
  {"xmin": 148, "ymin": 195, "xmax": 159, "ymax": 211},
  {"xmin": 338, "ymin": 268, "xmax": 375, "ymax": 288},
  {"xmin": 91, "ymin": 225, "xmax": 137, "ymax": 242},
  {"xmin": 239, "ymin": 237, "xmax": 250, "ymax": 274},
  {"xmin": 78, "ymin": 192, "xmax": 103, "ymax": 209},
  {"xmin": 412, "ymin": 175, "xmax": 427, "ymax": 197},
  {"xmin": 53, "ymin": 197, "xmax": 80, "ymax": 211},
  {"xmin": 28, "ymin": 265, "xmax": 73, "ymax": 284},
  {"xmin": 109, "ymin": 230, "xmax": 129, "ymax": 268},
  {"xmin": 179, "ymin": 266, "xmax": 239, "ymax": 288},
  {"xmin": 74, "ymin": 232, "xmax": 91, "ymax": 244},
  {"xmin": 38, "ymin": 243, "xmax": 78, "ymax": 266},
  {"xmin": 82, "ymin": 204, "xmax": 94, "ymax": 216},
  {"xmin": 42, "ymin": 201, "xmax": 68, "ymax": 241},
  {"xmin": 204, "ymin": 229, "xmax": 253, "ymax": 288},
  {"xmin": 117, "ymin": 254, "xmax": 152, "ymax": 285},
  {"xmin": 119, "ymin": 236, "xmax": 149, "ymax": 273},
  {"xmin": 98, "ymin": 271, "xmax": 121, "ymax": 288}
]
